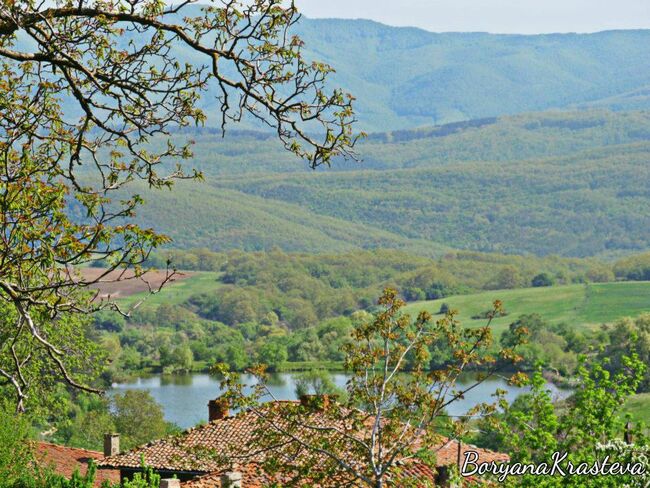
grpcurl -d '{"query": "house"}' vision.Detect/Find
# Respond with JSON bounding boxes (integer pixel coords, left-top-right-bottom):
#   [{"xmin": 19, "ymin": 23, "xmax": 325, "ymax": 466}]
[
  {"xmin": 35, "ymin": 441, "xmax": 121, "ymax": 487},
  {"xmin": 97, "ymin": 397, "xmax": 508, "ymax": 487}
]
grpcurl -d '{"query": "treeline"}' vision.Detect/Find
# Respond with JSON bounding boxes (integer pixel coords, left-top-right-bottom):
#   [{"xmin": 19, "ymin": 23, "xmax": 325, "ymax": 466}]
[
  {"xmin": 149, "ymin": 247, "xmax": 617, "ymax": 287},
  {"xmin": 97, "ymin": 303, "xmax": 355, "ymax": 377},
  {"xmin": 499, "ymin": 312, "xmax": 650, "ymax": 389},
  {"xmin": 614, "ymin": 252, "xmax": 650, "ymax": 281},
  {"xmin": 91, "ymin": 247, "xmax": 650, "ymax": 379},
  {"xmin": 147, "ymin": 247, "xmax": 619, "ymax": 318}
]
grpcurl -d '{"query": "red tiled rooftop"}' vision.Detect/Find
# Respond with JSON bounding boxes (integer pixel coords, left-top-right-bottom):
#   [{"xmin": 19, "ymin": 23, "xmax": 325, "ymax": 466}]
[
  {"xmin": 435, "ymin": 437, "xmax": 509, "ymax": 465},
  {"xmin": 98, "ymin": 401, "xmax": 508, "ymax": 486},
  {"xmin": 183, "ymin": 461, "xmax": 490, "ymax": 488},
  {"xmin": 181, "ymin": 464, "xmax": 286, "ymax": 488},
  {"xmin": 35, "ymin": 441, "xmax": 120, "ymax": 487}
]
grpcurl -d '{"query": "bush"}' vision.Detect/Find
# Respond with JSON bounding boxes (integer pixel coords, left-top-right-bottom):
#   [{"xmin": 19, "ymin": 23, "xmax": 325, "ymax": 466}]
[
  {"xmin": 294, "ymin": 370, "xmax": 342, "ymax": 398},
  {"xmin": 92, "ymin": 311, "xmax": 126, "ymax": 333},
  {"xmin": 531, "ymin": 273, "xmax": 554, "ymax": 287},
  {"xmin": 112, "ymin": 391, "xmax": 179, "ymax": 450},
  {"xmin": 471, "ymin": 309, "xmax": 508, "ymax": 320},
  {"xmin": 402, "ymin": 287, "xmax": 425, "ymax": 302},
  {"xmin": 0, "ymin": 403, "xmax": 40, "ymax": 487}
]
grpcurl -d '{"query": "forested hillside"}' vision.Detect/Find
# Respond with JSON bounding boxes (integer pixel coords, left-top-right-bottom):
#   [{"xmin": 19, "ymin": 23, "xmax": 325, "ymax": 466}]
[{"xmin": 118, "ymin": 110, "xmax": 650, "ymax": 257}]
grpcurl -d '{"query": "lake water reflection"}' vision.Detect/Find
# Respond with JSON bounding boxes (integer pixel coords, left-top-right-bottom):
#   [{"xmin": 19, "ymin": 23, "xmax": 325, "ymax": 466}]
[{"xmin": 111, "ymin": 373, "xmax": 570, "ymax": 429}]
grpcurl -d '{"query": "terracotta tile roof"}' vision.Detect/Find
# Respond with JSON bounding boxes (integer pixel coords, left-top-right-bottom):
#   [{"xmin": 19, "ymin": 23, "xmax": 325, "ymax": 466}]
[
  {"xmin": 98, "ymin": 401, "xmax": 507, "ymax": 485},
  {"xmin": 181, "ymin": 464, "xmax": 283, "ymax": 488},
  {"xmin": 98, "ymin": 401, "xmax": 359, "ymax": 474},
  {"xmin": 434, "ymin": 438, "xmax": 509, "ymax": 465},
  {"xmin": 98, "ymin": 408, "xmax": 269, "ymax": 474},
  {"xmin": 35, "ymin": 441, "xmax": 120, "ymax": 487},
  {"xmin": 183, "ymin": 461, "xmax": 490, "ymax": 488},
  {"xmin": 182, "ymin": 463, "xmax": 421, "ymax": 488}
]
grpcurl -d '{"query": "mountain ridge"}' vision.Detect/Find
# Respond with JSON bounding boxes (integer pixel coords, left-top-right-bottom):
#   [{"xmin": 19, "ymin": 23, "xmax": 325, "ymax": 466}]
[
  {"xmin": 16, "ymin": 11, "xmax": 650, "ymax": 131},
  {"xmin": 114, "ymin": 109, "xmax": 650, "ymax": 258},
  {"xmin": 288, "ymin": 19, "xmax": 650, "ymax": 130}
]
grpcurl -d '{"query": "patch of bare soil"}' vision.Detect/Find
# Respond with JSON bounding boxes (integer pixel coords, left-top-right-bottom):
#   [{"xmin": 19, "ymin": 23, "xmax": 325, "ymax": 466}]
[{"xmin": 80, "ymin": 268, "xmax": 193, "ymax": 299}]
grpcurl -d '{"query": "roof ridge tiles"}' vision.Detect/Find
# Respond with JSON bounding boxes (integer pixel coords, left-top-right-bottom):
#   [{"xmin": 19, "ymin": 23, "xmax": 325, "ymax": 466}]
[{"xmin": 34, "ymin": 440, "xmax": 104, "ymax": 456}]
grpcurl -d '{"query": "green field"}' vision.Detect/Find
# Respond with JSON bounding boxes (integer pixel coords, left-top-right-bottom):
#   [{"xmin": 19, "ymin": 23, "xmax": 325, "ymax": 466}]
[
  {"xmin": 118, "ymin": 271, "xmax": 223, "ymax": 308},
  {"xmin": 404, "ymin": 282, "xmax": 650, "ymax": 335},
  {"xmin": 622, "ymin": 393, "xmax": 650, "ymax": 427},
  {"xmin": 124, "ymin": 276, "xmax": 650, "ymax": 334},
  {"xmin": 123, "ymin": 277, "xmax": 650, "ymax": 330}
]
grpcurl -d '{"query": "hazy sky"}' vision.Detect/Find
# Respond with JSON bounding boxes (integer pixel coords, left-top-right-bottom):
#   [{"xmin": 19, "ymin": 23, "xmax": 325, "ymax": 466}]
[{"xmin": 295, "ymin": 0, "xmax": 650, "ymax": 34}]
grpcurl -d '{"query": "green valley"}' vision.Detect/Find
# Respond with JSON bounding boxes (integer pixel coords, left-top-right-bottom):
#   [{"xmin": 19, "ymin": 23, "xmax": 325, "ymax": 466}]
[{"xmin": 4, "ymin": 4, "xmax": 650, "ymax": 485}]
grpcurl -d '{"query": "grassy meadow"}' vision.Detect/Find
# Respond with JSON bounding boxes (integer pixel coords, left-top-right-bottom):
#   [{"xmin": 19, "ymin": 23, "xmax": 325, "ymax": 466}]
[
  {"xmin": 404, "ymin": 281, "xmax": 650, "ymax": 336},
  {"xmin": 622, "ymin": 393, "xmax": 650, "ymax": 427},
  {"xmin": 117, "ymin": 271, "xmax": 223, "ymax": 308},
  {"xmin": 120, "ymin": 272, "xmax": 650, "ymax": 336},
  {"xmin": 111, "ymin": 267, "xmax": 650, "ymax": 361}
]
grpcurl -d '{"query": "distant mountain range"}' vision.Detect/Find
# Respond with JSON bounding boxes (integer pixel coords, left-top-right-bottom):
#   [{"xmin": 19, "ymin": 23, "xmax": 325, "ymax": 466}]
[
  {"xmin": 158, "ymin": 16, "xmax": 650, "ymax": 131},
  {"xmin": 54, "ymin": 12, "xmax": 650, "ymax": 257},
  {"xmin": 292, "ymin": 19, "xmax": 650, "ymax": 131},
  {"xmin": 21, "ymin": 11, "xmax": 650, "ymax": 132}
]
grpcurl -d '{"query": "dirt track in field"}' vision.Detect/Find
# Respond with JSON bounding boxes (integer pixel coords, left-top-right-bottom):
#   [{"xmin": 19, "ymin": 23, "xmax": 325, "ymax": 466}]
[{"xmin": 81, "ymin": 268, "xmax": 193, "ymax": 299}]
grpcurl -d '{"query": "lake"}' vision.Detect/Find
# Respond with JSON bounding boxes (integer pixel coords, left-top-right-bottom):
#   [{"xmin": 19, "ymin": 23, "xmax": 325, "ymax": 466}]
[{"xmin": 110, "ymin": 373, "xmax": 571, "ymax": 429}]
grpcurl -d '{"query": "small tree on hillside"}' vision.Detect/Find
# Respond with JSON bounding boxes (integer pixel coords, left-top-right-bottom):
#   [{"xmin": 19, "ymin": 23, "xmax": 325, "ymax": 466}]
[
  {"xmin": 219, "ymin": 288, "xmax": 526, "ymax": 488},
  {"xmin": 112, "ymin": 390, "xmax": 178, "ymax": 450},
  {"xmin": 531, "ymin": 273, "xmax": 554, "ymax": 287}
]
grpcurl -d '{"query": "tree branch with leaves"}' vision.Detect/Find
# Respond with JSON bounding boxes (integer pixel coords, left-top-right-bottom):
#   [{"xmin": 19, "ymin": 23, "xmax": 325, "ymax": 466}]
[{"xmin": 0, "ymin": 0, "xmax": 361, "ymax": 412}]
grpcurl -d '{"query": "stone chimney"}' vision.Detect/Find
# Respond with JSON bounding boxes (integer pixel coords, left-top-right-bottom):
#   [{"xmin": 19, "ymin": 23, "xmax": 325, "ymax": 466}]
[
  {"xmin": 159, "ymin": 480, "xmax": 181, "ymax": 488},
  {"xmin": 103, "ymin": 433, "xmax": 120, "ymax": 457},
  {"xmin": 208, "ymin": 397, "xmax": 230, "ymax": 422},
  {"xmin": 220, "ymin": 471, "xmax": 242, "ymax": 488}
]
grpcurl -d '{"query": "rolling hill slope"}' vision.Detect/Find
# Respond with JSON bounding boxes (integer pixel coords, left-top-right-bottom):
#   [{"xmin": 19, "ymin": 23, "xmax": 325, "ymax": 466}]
[
  {"xmin": 110, "ymin": 109, "xmax": 650, "ymax": 258},
  {"xmin": 293, "ymin": 20, "xmax": 650, "ymax": 130},
  {"xmin": 162, "ymin": 109, "xmax": 650, "ymax": 175},
  {"xmin": 127, "ymin": 181, "xmax": 452, "ymax": 256},
  {"xmin": 403, "ymin": 281, "xmax": 650, "ymax": 335},
  {"xmin": 213, "ymin": 142, "xmax": 650, "ymax": 256}
]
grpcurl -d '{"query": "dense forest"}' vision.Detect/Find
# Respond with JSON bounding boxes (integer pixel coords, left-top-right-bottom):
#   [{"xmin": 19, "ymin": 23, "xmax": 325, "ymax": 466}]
[{"xmin": 108, "ymin": 110, "xmax": 650, "ymax": 257}]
